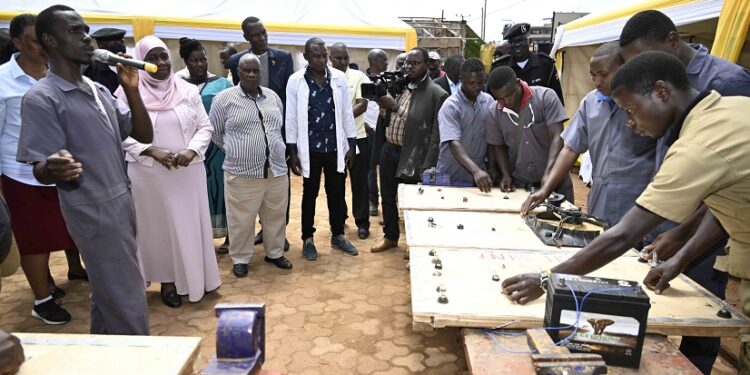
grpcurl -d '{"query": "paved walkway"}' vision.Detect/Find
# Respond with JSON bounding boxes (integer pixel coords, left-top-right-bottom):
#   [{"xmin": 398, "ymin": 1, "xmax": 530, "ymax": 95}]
[{"xmin": 0, "ymin": 175, "xmax": 466, "ymax": 374}]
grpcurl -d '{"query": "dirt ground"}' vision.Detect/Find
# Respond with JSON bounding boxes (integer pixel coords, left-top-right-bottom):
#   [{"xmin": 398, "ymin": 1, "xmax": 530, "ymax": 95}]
[{"xmin": 0, "ymin": 172, "xmax": 740, "ymax": 374}]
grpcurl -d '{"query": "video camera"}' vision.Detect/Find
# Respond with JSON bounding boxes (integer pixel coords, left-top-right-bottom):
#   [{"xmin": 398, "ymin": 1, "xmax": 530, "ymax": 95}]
[{"xmin": 361, "ymin": 71, "xmax": 406, "ymax": 100}]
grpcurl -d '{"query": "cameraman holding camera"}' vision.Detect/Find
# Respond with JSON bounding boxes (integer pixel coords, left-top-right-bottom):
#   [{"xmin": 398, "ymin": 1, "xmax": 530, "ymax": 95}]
[{"xmin": 369, "ymin": 48, "xmax": 448, "ymax": 254}]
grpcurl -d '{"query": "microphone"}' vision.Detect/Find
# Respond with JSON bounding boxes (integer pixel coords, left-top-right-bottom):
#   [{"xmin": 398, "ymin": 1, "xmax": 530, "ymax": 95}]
[{"xmin": 92, "ymin": 49, "xmax": 158, "ymax": 73}]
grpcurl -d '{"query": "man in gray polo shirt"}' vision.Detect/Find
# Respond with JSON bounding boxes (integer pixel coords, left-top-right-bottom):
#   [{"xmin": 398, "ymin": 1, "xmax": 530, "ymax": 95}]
[
  {"xmin": 16, "ymin": 5, "xmax": 152, "ymax": 335},
  {"xmin": 486, "ymin": 66, "xmax": 572, "ymax": 202},
  {"xmin": 436, "ymin": 58, "xmax": 494, "ymax": 190}
]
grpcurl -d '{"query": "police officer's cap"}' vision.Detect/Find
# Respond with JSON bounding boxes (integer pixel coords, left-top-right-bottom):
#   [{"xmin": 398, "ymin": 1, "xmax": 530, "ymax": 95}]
[
  {"xmin": 90, "ymin": 28, "xmax": 126, "ymax": 41},
  {"xmin": 503, "ymin": 23, "xmax": 530, "ymax": 41}
]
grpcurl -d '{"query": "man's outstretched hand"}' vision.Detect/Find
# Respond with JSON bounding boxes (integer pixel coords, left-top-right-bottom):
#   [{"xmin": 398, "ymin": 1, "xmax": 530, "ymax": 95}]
[
  {"xmin": 501, "ymin": 273, "xmax": 544, "ymax": 305},
  {"xmin": 643, "ymin": 259, "xmax": 682, "ymax": 294},
  {"xmin": 473, "ymin": 170, "xmax": 492, "ymax": 193}
]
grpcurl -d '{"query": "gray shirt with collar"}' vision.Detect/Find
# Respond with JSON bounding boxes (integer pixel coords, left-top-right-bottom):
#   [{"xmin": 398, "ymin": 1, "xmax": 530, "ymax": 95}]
[
  {"xmin": 436, "ymin": 89, "xmax": 493, "ymax": 186},
  {"xmin": 17, "ymin": 72, "xmax": 133, "ymax": 205},
  {"xmin": 562, "ymin": 90, "xmax": 655, "ymax": 226}
]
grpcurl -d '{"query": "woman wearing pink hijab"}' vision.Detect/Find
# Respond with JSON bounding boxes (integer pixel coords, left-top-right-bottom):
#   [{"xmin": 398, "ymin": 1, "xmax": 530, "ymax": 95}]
[{"xmin": 117, "ymin": 35, "xmax": 220, "ymax": 308}]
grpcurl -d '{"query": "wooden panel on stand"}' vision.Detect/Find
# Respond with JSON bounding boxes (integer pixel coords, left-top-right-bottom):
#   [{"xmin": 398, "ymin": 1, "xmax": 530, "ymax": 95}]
[
  {"xmin": 404, "ymin": 210, "xmax": 599, "ymax": 251},
  {"xmin": 410, "ymin": 247, "xmax": 750, "ymax": 337},
  {"xmin": 397, "ymin": 184, "xmax": 546, "ymax": 213}
]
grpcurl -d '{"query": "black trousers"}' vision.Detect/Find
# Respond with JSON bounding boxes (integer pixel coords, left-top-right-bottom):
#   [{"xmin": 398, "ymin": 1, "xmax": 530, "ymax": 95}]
[
  {"xmin": 367, "ymin": 132, "xmax": 379, "ymax": 205},
  {"xmin": 679, "ymin": 240, "xmax": 728, "ymax": 374},
  {"xmin": 347, "ymin": 138, "xmax": 371, "ymax": 230},
  {"xmin": 301, "ymin": 151, "xmax": 346, "ymax": 240},
  {"xmin": 645, "ymin": 224, "xmax": 727, "ymax": 375},
  {"xmin": 379, "ymin": 142, "xmax": 418, "ymax": 241}
]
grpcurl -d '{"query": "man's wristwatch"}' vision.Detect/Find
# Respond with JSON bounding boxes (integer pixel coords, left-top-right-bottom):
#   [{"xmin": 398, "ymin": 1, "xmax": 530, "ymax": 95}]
[{"xmin": 539, "ymin": 269, "xmax": 551, "ymax": 291}]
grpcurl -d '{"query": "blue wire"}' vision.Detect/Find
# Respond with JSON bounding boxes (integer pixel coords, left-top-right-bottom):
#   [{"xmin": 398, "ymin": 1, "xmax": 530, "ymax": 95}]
[
  {"xmin": 556, "ymin": 286, "xmax": 638, "ymax": 346},
  {"xmin": 483, "ymin": 284, "xmax": 638, "ymax": 353},
  {"xmin": 482, "ymin": 329, "xmax": 538, "ymax": 354}
]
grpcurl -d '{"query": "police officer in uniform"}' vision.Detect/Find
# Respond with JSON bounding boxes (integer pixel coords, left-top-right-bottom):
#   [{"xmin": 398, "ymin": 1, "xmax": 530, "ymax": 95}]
[
  {"xmin": 83, "ymin": 27, "xmax": 126, "ymax": 94},
  {"xmin": 491, "ymin": 23, "xmax": 563, "ymax": 104}
]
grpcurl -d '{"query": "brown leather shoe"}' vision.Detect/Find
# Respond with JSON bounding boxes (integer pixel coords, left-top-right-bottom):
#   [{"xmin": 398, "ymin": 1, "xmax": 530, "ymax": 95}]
[{"xmin": 370, "ymin": 238, "xmax": 399, "ymax": 253}]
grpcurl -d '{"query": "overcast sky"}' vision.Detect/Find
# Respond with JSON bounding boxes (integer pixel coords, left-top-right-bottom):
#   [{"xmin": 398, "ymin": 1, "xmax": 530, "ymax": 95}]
[{"xmin": 388, "ymin": 0, "xmax": 643, "ymax": 42}]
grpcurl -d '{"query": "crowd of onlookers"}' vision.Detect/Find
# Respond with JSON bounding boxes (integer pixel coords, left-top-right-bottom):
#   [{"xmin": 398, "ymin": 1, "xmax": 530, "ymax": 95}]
[{"xmin": 1, "ymin": 5, "xmax": 750, "ymax": 375}]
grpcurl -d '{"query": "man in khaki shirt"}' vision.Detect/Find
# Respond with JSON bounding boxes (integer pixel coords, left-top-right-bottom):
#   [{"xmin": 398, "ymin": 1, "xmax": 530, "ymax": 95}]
[{"xmin": 501, "ymin": 52, "xmax": 750, "ymax": 373}]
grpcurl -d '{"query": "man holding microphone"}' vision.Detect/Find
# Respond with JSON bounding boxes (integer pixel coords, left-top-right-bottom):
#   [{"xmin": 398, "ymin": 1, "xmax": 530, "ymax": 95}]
[{"xmin": 17, "ymin": 5, "xmax": 153, "ymax": 335}]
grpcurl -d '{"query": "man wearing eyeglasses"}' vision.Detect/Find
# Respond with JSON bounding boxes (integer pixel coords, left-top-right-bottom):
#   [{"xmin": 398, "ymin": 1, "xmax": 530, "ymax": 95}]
[
  {"xmin": 486, "ymin": 66, "xmax": 573, "ymax": 202},
  {"xmin": 370, "ymin": 47, "xmax": 448, "ymax": 254},
  {"xmin": 493, "ymin": 23, "xmax": 563, "ymax": 105}
]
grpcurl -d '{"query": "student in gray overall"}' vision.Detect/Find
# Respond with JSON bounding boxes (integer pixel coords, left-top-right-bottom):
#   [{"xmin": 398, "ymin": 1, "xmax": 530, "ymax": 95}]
[
  {"xmin": 521, "ymin": 42, "xmax": 656, "ymax": 230},
  {"xmin": 486, "ymin": 67, "xmax": 573, "ymax": 202},
  {"xmin": 16, "ymin": 5, "xmax": 152, "ymax": 335}
]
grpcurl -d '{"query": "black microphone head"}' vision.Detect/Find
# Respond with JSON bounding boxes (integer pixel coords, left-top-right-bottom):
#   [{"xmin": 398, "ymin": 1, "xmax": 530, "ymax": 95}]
[{"xmin": 92, "ymin": 49, "xmax": 112, "ymax": 63}]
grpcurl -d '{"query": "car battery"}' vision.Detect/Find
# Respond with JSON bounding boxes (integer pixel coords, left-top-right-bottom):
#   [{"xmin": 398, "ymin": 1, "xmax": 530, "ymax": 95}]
[{"xmin": 543, "ymin": 273, "xmax": 650, "ymax": 369}]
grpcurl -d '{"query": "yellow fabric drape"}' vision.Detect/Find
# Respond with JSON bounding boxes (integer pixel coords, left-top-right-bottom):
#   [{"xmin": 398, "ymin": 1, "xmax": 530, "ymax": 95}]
[
  {"xmin": 479, "ymin": 43, "xmax": 495, "ymax": 73},
  {"xmin": 711, "ymin": 0, "xmax": 750, "ymax": 62},
  {"xmin": 0, "ymin": 12, "xmax": 415, "ymax": 50},
  {"xmin": 131, "ymin": 17, "xmax": 156, "ymax": 42}
]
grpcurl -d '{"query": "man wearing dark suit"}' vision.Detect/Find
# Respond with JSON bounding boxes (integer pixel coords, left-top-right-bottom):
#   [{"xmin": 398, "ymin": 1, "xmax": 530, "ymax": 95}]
[
  {"xmin": 433, "ymin": 54, "xmax": 464, "ymax": 95},
  {"xmin": 229, "ymin": 17, "xmax": 294, "ymax": 104},
  {"xmin": 229, "ymin": 16, "xmax": 294, "ymax": 249}
]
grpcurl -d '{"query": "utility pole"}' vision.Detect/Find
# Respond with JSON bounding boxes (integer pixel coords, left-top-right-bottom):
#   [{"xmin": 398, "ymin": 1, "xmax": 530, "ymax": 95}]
[{"xmin": 481, "ymin": 0, "xmax": 487, "ymax": 40}]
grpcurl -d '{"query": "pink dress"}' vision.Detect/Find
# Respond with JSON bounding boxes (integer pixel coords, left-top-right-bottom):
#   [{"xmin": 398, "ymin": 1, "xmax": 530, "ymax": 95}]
[{"xmin": 128, "ymin": 109, "xmax": 221, "ymax": 302}]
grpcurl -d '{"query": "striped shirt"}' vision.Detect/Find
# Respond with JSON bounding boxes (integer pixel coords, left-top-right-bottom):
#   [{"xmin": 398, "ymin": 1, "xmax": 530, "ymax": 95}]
[{"xmin": 209, "ymin": 85, "xmax": 288, "ymax": 178}]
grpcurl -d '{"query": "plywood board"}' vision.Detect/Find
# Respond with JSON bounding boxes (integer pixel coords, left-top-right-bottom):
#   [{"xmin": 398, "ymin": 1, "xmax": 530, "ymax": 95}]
[
  {"xmin": 15, "ymin": 333, "xmax": 201, "ymax": 375},
  {"xmin": 398, "ymin": 184, "xmax": 551, "ymax": 213},
  {"xmin": 404, "ymin": 210, "xmax": 598, "ymax": 251},
  {"xmin": 462, "ymin": 329, "xmax": 701, "ymax": 375},
  {"xmin": 410, "ymin": 248, "xmax": 750, "ymax": 337}
]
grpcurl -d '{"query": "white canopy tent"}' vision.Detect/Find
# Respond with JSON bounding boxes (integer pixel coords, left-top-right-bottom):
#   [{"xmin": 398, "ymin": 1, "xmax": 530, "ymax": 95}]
[
  {"xmin": 551, "ymin": 0, "xmax": 723, "ymax": 52},
  {"xmin": 1, "ymin": 0, "xmax": 417, "ymax": 74}
]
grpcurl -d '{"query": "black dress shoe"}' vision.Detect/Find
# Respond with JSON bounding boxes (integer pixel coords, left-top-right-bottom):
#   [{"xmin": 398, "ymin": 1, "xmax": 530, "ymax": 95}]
[
  {"xmin": 216, "ymin": 239, "xmax": 229, "ymax": 254},
  {"xmin": 254, "ymin": 231, "xmax": 263, "ymax": 245},
  {"xmin": 67, "ymin": 270, "xmax": 89, "ymax": 281},
  {"xmin": 284, "ymin": 239, "xmax": 290, "ymax": 252},
  {"xmin": 232, "ymin": 263, "xmax": 249, "ymax": 277},
  {"xmin": 160, "ymin": 286, "xmax": 181, "ymax": 308},
  {"xmin": 264, "ymin": 256, "xmax": 293, "ymax": 270},
  {"xmin": 358, "ymin": 227, "xmax": 370, "ymax": 239}
]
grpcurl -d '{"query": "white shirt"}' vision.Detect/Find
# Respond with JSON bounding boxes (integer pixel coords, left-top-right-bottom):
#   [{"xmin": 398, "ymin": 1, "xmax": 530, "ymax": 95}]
[
  {"xmin": 176, "ymin": 67, "xmax": 216, "ymax": 80},
  {"xmin": 285, "ymin": 67, "xmax": 356, "ymax": 178},
  {"xmin": 0, "ymin": 54, "xmax": 49, "ymax": 186},
  {"xmin": 344, "ymin": 68, "xmax": 370, "ymax": 139},
  {"xmin": 364, "ymin": 101, "xmax": 379, "ymax": 131},
  {"xmin": 516, "ymin": 59, "xmax": 529, "ymax": 69},
  {"xmin": 447, "ymin": 76, "xmax": 460, "ymax": 95}
]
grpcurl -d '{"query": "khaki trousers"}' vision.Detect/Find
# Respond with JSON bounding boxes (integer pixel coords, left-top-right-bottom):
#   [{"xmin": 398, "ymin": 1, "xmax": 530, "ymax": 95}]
[{"xmin": 225, "ymin": 171, "xmax": 288, "ymax": 265}]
